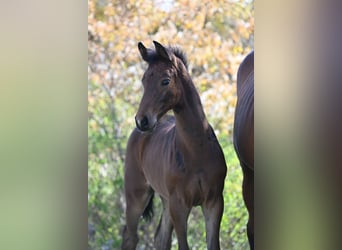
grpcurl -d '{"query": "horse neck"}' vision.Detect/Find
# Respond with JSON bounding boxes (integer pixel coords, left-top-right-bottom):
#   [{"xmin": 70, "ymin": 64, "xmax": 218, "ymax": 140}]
[{"xmin": 173, "ymin": 73, "xmax": 210, "ymax": 149}]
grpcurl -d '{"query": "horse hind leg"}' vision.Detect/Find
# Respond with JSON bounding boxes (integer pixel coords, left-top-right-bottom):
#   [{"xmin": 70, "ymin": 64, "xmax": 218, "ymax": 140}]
[
  {"xmin": 241, "ymin": 163, "xmax": 254, "ymax": 250},
  {"xmin": 154, "ymin": 198, "xmax": 173, "ymax": 250}
]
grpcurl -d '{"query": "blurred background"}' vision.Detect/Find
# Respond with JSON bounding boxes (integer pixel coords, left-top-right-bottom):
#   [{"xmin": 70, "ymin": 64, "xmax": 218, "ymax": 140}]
[
  {"xmin": 1, "ymin": 0, "xmax": 339, "ymax": 250},
  {"xmin": 88, "ymin": 0, "xmax": 254, "ymax": 249}
]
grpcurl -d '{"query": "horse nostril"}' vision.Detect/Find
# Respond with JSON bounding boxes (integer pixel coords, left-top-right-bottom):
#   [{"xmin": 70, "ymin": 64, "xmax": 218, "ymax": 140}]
[
  {"xmin": 135, "ymin": 116, "xmax": 149, "ymax": 131},
  {"xmin": 140, "ymin": 116, "xmax": 149, "ymax": 130}
]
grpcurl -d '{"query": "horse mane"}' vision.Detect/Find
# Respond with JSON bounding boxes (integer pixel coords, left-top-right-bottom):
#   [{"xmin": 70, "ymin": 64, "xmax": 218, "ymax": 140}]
[
  {"xmin": 168, "ymin": 46, "xmax": 188, "ymax": 69},
  {"xmin": 144, "ymin": 45, "xmax": 188, "ymax": 70}
]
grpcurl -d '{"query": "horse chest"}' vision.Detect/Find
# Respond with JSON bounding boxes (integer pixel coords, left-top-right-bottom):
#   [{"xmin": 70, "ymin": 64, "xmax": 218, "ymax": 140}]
[{"xmin": 181, "ymin": 173, "xmax": 212, "ymax": 206}]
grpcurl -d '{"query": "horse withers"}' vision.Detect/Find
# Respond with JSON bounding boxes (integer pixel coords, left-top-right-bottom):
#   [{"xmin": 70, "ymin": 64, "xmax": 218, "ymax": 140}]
[
  {"xmin": 122, "ymin": 41, "xmax": 227, "ymax": 250},
  {"xmin": 233, "ymin": 51, "xmax": 254, "ymax": 249}
]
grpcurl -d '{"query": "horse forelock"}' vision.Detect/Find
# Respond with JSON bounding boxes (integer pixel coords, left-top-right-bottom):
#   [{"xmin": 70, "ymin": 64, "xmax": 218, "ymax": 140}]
[{"xmin": 144, "ymin": 45, "xmax": 188, "ymax": 70}]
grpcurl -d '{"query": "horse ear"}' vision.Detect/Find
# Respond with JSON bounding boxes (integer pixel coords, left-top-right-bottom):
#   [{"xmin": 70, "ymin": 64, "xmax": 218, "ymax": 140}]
[
  {"xmin": 138, "ymin": 42, "xmax": 149, "ymax": 61},
  {"xmin": 153, "ymin": 41, "xmax": 171, "ymax": 61}
]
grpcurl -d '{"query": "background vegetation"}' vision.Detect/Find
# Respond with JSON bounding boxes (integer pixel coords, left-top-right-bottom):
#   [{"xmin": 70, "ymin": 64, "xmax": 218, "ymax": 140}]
[{"xmin": 88, "ymin": 0, "xmax": 254, "ymax": 249}]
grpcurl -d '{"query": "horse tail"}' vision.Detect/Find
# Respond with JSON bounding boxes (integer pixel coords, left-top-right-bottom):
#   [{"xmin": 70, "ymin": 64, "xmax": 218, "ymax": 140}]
[{"xmin": 142, "ymin": 191, "xmax": 154, "ymax": 221}]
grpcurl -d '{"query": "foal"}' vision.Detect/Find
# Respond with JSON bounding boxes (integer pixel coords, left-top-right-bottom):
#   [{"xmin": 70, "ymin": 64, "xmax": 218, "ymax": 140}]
[{"xmin": 122, "ymin": 41, "xmax": 227, "ymax": 250}]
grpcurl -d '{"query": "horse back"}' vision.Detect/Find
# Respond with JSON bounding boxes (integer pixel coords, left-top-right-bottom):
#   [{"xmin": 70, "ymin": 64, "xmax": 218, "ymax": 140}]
[
  {"xmin": 234, "ymin": 51, "xmax": 254, "ymax": 170},
  {"xmin": 236, "ymin": 51, "xmax": 254, "ymax": 96}
]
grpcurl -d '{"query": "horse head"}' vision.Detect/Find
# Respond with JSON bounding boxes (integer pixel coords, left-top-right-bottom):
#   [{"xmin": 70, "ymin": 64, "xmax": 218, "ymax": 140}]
[{"xmin": 135, "ymin": 41, "xmax": 186, "ymax": 132}]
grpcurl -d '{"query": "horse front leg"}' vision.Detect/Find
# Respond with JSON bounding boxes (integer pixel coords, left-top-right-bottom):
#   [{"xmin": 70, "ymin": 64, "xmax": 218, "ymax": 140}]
[
  {"xmin": 122, "ymin": 186, "xmax": 153, "ymax": 250},
  {"xmin": 169, "ymin": 196, "xmax": 191, "ymax": 250},
  {"xmin": 202, "ymin": 194, "xmax": 224, "ymax": 250},
  {"xmin": 122, "ymin": 156, "xmax": 153, "ymax": 250}
]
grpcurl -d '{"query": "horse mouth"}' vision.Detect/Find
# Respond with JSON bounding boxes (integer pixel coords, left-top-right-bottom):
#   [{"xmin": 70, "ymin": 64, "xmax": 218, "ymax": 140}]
[
  {"xmin": 136, "ymin": 123, "xmax": 157, "ymax": 133},
  {"xmin": 135, "ymin": 117, "xmax": 158, "ymax": 133}
]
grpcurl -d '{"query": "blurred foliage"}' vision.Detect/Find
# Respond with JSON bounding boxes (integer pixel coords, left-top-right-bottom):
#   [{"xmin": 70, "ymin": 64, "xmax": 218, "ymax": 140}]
[{"xmin": 88, "ymin": 0, "xmax": 253, "ymax": 249}]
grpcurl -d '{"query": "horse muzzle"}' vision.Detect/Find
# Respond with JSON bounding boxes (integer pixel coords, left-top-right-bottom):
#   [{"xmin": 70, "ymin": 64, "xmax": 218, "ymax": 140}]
[{"xmin": 135, "ymin": 115, "xmax": 157, "ymax": 132}]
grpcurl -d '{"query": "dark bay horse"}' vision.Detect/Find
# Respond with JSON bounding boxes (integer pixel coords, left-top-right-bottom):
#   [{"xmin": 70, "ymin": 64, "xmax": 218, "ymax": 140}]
[
  {"xmin": 233, "ymin": 51, "xmax": 254, "ymax": 249},
  {"xmin": 122, "ymin": 41, "xmax": 227, "ymax": 250}
]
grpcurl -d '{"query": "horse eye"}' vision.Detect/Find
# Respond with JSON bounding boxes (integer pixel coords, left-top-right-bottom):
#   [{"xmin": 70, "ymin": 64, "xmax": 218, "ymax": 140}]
[{"xmin": 161, "ymin": 79, "xmax": 170, "ymax": 86}]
